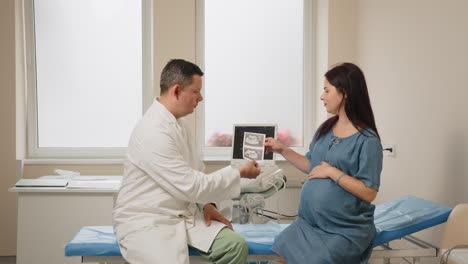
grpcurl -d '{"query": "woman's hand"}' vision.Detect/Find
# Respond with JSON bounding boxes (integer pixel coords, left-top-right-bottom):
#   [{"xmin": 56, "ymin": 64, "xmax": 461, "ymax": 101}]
[
  {"xmin": 308, "ymin": 161, "xmax": 338, "ymax": 180},
  {"xmin": 309, "ymin": 162, "xmax": 378, "ymax": 202},
  {"xmin": 265, "ymin": 138, "xmax": 311, "ymax": 174},
  {"xmin": 264, "ymin": 137, "xmax": 286, "ymax": 155}
]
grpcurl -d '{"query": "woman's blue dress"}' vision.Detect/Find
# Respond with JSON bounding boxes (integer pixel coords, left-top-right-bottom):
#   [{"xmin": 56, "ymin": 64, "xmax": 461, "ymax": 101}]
[{"xmin": 272, "ymin": 128, "xmax": 383, "ymax": 264}]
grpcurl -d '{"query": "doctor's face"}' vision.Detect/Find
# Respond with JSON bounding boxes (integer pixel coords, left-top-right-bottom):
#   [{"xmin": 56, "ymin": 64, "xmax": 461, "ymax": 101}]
[
  {"xmin": 179, "ymin": 74, "xmax": 203, "ymax": 116},
  {"xmin": 320, "ymin": 78, "xmax": 345, "ymax": 115}
]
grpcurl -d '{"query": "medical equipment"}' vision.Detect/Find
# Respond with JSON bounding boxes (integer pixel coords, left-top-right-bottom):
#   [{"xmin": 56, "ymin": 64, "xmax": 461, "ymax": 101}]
[
  {"xmin": 233, "ymin": 165, "xmax": 286, "ymax": 224},
  {"xmin": 230, "ymin": 124, "xmax": 277, "ymax": 167},
  {"xmin": 229, "ymin": 124, "xmax": 287, "ymax": 224},
  {"xmin": 65, "ymin": 195, "xmax": 452, "ymax": 264},
  {"xmin": 240, "ymin": 166, "xmax": 284, "ymax": 194}
]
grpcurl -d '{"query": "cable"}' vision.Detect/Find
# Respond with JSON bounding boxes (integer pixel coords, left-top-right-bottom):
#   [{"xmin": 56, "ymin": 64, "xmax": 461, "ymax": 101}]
[
  {"xmin": 261, "ymin": 209, "xmax": 298, "ymax": 218},
  {"xmin": 268, "ymin": 173, "xmax": 286, "ymax": 222},
  {"xmin": 439, "ymin": 244, "xmax": 468, "ymax": 264},
  {"xmin": 254, "ymin": 212, "xmax": 278, "ymax": 220},
  {"xmin": 278, "ymin": 175, "xmax": 287, "ymax": 221}
]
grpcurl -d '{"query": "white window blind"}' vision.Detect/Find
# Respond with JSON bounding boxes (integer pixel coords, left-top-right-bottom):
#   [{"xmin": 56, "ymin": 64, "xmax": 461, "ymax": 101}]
[
  {"xmin": 25, "ymin": 0, "xmax": 153, "ymax": 158},
  {"xmin": 198, "ymin": 0, "xmax": 314, "ymax": 159}
]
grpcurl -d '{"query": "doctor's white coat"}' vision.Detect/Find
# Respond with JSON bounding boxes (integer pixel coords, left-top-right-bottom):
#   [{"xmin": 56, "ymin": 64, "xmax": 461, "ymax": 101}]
[{"xmin": 113, "ymin": 99, "xmax": 241, "ymax": 264}]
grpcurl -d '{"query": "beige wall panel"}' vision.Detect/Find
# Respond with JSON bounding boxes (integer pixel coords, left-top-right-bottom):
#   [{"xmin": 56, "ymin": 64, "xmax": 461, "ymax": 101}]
[
  {"xmin": 154, "ymin": 0, "xmax": 196, "ymax": 96},
  {"xmin": 328, "ymin": 0, "xmax": 358, "ymax": 66},
  {"xmin": 354, "ymin": 0, "xmax": 468, "ymax": 245},
  {"xmin": 15, "ymin": 0, "xmax": 26, "ymax": 159},
  {"xmin": 154, "ymin": 0, "xmax": 198, "ymax": 140},
  {"xmin": 0, "ymin": 0, "xmax": 17, "ymax": 255}
]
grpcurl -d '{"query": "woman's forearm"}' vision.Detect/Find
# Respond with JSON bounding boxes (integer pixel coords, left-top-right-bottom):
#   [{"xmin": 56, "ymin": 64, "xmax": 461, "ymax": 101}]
[
  {"xmin": 329, "ymin": 170, "xmax": 377, "ymax": 202},
  {"xmin": 281, "ymin": 148, "xmax": 311, "ymax": 174}
]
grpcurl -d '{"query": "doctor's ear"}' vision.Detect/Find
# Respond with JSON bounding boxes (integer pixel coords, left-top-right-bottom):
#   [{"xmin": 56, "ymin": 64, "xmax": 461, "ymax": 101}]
[{"xmin": 171, "ymin": 84, "xmax": 183, "ymax": 99}]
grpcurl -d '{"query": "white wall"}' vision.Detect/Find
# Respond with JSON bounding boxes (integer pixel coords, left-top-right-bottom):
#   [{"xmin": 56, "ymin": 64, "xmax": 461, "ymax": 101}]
[{"xmin": 353, "ymin": 0, "xmax": 468, "ymax": 245}]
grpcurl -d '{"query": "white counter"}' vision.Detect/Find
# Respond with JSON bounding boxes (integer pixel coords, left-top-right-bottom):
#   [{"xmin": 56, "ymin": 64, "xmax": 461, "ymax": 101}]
[{"xmin": 10, "ymin": 176, "xmax": 121, "ymax": 264}]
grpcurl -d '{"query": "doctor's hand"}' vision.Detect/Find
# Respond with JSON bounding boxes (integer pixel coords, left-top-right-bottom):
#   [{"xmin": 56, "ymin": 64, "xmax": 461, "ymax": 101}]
[
  {"xmin": 308, "ymin": 161, "xmax": 337, "ymax": 180},
  {"xmin": 264, "ymin": 137, "xmax": 286, "ymax": 155},
  {"xmin": 203, "ymin": 203, "xmax": 233, "ymax": 230},
  {"xmin": 239, "ymin": 161, "xmax": 260, "ymax": 179}
]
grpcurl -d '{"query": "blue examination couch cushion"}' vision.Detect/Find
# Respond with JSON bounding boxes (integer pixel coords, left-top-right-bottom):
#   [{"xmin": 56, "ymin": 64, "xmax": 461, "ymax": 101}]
[
  {"xmin": 372, "ymin": 195, "xmax": 452, "ymax": 246},
  {"xmin": 65, "ymin": 195, "xmax": 452, "ymax": 257},
  {"xmin": 65, "ymin": 226, "xmax": 121, "ymax": 256},
  {"xmin": 64, "ymin": 224, "xmax": 287, "ymax": 256}
]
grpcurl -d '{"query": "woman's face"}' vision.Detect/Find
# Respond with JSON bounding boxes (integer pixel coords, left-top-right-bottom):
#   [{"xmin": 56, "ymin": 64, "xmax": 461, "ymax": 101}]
[{"xmin": 320, "ymin": 78, "xmax": 345, "ymax": 115}]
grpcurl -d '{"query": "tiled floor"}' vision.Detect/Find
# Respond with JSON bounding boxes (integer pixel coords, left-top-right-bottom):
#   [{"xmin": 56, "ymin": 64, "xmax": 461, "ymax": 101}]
[{"xmin": 0, "ymin": 257, "xmax": 15, "ymax": 264}]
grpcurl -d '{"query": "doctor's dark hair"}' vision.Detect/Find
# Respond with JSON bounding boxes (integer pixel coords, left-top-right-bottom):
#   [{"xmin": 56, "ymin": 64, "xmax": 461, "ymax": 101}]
[
  {"xmin": 160, "ymin": 59, "xmax": 204, "ymax": 94},
  {"xmin": 314, "ymin": 62, "xmax": 380, "ymax": 141}
]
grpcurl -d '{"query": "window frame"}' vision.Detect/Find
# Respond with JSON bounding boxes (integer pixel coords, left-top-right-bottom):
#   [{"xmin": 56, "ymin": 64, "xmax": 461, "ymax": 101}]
[
  {"xmin": 23, "ymin": 0, "xmax": 154, "ymax": 159},
  {"xmin": 195, "ymin": 0, "xmax": 316, "ymax": 160}
]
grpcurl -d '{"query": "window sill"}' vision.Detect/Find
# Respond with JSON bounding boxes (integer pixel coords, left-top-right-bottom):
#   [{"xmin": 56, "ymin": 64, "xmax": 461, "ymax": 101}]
[{"xmin": 23, "ymin": 159, "xmax": 124, "ymax": 165}]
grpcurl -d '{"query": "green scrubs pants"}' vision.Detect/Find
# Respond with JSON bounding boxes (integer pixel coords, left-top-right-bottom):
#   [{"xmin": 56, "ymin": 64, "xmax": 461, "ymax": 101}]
[{"xmin": 194, "ymin": 227, "xmax": 248, "ymax": 264}]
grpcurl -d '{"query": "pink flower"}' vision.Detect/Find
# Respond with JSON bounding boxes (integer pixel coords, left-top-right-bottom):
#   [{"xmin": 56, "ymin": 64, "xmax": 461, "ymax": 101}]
[
  {"xmin": 207, "ymin": 132, "xmax": 233, "ymax": 147},
  {"xmin": 277, "ymin": 129, "xmax": 294, "ymax": 146}
]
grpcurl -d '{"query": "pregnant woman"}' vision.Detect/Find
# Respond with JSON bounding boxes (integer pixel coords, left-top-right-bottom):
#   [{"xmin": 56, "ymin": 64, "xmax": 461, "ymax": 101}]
[{"xmin": 265, "ymin": 62, "xmax": 383, "ymax": 264}]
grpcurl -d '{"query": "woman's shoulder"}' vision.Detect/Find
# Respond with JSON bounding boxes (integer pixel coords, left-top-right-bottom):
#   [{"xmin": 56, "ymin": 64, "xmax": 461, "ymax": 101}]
[
  {"xmin": 356, "ymin": 128, "xmax": 382, "ymax": 152},
  {"xmin": 354, "ymin": 128, "xmax": 380, "ymax": 147},
  {"xmin": 359, "ymin": 128, "xmax": 379, "ymax": 140}
]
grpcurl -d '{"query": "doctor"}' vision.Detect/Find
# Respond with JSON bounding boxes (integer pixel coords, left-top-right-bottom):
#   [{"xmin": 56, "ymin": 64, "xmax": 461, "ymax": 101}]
[{"xmin": 113, "ymin": 59, "xmax": 260, "ymax": 264}]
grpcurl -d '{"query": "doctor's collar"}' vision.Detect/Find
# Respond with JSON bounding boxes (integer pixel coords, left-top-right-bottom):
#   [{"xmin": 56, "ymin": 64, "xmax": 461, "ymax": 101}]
[{"xmin": 154, "ymin": 98, "xmax": 178, "ymax": 124}]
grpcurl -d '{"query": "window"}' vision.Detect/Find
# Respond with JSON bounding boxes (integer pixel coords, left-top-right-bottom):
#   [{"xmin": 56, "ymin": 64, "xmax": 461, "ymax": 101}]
[
  {"xmin": 197, "ymin": 0, "xmax": 315, "ymax": 159},
  {"xmin": 24, "ymin": 0, "xmax": 153, "ymax": 158}
]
